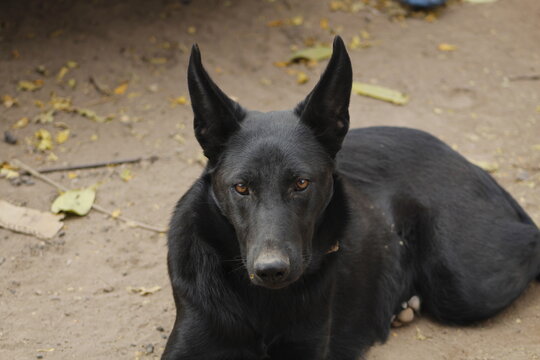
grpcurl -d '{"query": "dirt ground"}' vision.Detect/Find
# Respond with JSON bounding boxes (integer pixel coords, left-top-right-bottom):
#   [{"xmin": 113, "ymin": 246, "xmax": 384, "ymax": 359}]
[{"xmin": 1, "ymin": 0, "xmax": 539, "ymax": 359}]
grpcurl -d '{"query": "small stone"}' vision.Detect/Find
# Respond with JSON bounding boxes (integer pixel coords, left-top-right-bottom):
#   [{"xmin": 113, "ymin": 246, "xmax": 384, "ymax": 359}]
[
  {"xmin": 156, "ymin": 326, "xmax": 165, "ymax": 332},
  {"xmin": 4, "ymin": 131, "xmax": 17, "ymax": 145},
  {"xmin": 36, "ymin": 355, "xmax": 43, "ymax": 359},
  {"xmin": 102, "ymin": 286, "xmax": 114, "ymax": 293},
  {"xmin": 145, "ymin": 344, "xmax": 154, "ymax": 354},
  {"xmin": 397, "ymin": 307, "xmax": 414, "ymax": 323},
  {"xmin": 515, "ymin": 170, "xmax": 530, "ymax": 182},
  {"xmin": 408, "ymin": 295, "xmax": 421, "ymax": 313}
]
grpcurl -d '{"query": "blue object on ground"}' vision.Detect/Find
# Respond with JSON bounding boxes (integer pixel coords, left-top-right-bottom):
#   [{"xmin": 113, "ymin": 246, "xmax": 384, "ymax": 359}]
[{"xmin": 402, "ymin": 0, "xmax": 446, "ymax": 7}]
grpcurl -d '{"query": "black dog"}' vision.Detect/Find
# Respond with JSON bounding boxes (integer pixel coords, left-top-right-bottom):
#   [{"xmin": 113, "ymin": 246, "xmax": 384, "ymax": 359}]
[{"xmin": 163, "ymin": 36, "xmax": 540, "ymax": 360}]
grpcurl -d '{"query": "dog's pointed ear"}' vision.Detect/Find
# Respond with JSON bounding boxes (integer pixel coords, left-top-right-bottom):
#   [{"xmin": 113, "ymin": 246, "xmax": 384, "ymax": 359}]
[
  {"xmin": 188, "ymin": 44, "xmax": 245, "ymax": 163},
  {"xmin": 295, "ymin": 36, "xmax": 352, "ymax": 158}
]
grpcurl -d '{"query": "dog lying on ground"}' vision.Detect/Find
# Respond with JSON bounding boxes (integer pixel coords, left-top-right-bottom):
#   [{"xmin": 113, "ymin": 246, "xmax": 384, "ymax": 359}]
[{"xmin": 162, "ymin": 36, "xmax": 540, "ymax": 360}]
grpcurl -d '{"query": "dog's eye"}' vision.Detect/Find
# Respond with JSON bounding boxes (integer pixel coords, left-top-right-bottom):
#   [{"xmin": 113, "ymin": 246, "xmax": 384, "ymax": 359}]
[
  {"xmin": 234, "ymin": 183, "xmax": 250, "ymax": 195},
  {"xmin": 295, "ymin": 179, "xmax": 310, "ymax": 191}
]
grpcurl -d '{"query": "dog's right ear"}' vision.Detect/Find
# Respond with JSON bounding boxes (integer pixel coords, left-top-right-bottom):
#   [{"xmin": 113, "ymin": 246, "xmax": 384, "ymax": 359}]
[{"xmin": 188, "ymin": 44, "xmax": 245, "ymax": 163}]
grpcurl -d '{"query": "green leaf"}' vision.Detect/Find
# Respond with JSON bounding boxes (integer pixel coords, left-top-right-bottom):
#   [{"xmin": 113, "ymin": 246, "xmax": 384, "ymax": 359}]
[
  {"xmin": 289, "ymin": 46, "xmax": 332, "ymax": 62},
  {"xmin": 51, "ymin": 187, "xmax": 96, "ymax": 216},
  {"xmin": 352, "ymin": 82, "xmax": 409, "ymax": 105}
]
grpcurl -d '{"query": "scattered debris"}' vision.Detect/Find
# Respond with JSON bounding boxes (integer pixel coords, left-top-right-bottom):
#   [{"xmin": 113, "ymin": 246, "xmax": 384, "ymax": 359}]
[
  {"xmin": 352, "ymin": 82, "xmax": 409, "ymax": 105},
  {"xmin": 34, "ymin": 129, "xmax": 53, "ymax": 151},
  {"xmin": 296, "ymin": 71, "xmax": 309, "ymax": 84},
  {"xmin": 55, "ymin": 129, "xmax": 70, "ymax": 144},
  {"xmin": 415, "ymin": 327, "xmax": 428, "ymax": 341},
  {"xmin": 438, "ymin": 43, "xmax": 457, "ymax": 51},
  {"xmin": 0, "ymin": 200, "xmax": 64, "ymax": 239},
  {"xmin": 18, "ymin": 79, "xmax": 44, "ymax": 92},
  {"xmin": 12, "ymin": 117, "xmax": 29, "ymax": 129},
  {"xmin": 114, "ymin": 81, "xmax": 129, "ymax": 95},
  {"xmin": 2, "ymin": 94, "xmax": 18, "ymax": 108},
  {"xmin": 127, "ymin": 285, "xmax": 161, "ymax": 296},
  {"xmin": 120, "ymin": 168, "xmax": 133, "ymax": 182}
]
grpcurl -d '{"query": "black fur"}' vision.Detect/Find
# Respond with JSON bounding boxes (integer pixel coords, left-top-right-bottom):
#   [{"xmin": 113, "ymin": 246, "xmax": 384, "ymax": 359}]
[{"xmin": 163, "ymin": 36, "xmax": 540, "ymax": 360}]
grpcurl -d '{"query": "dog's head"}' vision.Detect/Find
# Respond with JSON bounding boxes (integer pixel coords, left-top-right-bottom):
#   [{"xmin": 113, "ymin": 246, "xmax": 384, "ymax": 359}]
[{"xmin": 188, "ymin": 36, "xmax": 352, "ymax": 289}]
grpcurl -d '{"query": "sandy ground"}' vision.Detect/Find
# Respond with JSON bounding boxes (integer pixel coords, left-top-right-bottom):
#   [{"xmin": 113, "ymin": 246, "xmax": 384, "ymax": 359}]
[{"xmin": 1, "ymin": 0, "xmax": 539, "ymax": 359}]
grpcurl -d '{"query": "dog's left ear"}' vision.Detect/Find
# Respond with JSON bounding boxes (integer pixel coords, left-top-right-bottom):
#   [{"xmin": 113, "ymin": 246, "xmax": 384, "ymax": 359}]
[
  {"xmin": 295, "ymin": 36, "xmax": 352, "ymax": 158},
  {"xmin": 188, "ymin": 44, "xmax": 245, "ymax": 163}
]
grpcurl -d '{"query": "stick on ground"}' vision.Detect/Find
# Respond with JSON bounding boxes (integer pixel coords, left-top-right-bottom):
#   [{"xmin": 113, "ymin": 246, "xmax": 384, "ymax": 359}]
[{"xmin": 12, "ymin": 159, "xmax": 168, "ymax": 234}]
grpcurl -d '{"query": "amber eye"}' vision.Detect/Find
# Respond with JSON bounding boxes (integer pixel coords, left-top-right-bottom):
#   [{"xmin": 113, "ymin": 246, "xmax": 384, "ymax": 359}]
[
  {"xmin": 295, "ymin": 179, "xmax": 310, "ymax": 191},
  {"xmin": 234, "ymin": 183, "xmax": 250, "ymax": 195}
]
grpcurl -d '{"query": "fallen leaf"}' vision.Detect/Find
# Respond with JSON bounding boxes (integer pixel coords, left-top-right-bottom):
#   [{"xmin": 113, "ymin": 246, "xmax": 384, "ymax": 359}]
[
  {"xmin": 2, "ymin": 94, "xmax": 18, "ymax": 108},
  {"xmin": 75, "ymin": 108, "xmax": 112, "ymax": 123},
  {"xmin": 120, "ymin": 168, "xmax": 133, "ymax": 182},
  {"xmin": 55, "ymin": 129, "xmax": 70, "ymax": 144},
  {"xmin": 46, "ymin": 152, "xmax": 59, "ymax": 162},
  {"xmin": 90, "ymin": 134, "xmax": 99, "ymax": 141},
  {"xmin": 51, "ymin": 186, "xmax": 96, "ymax": 216},
  {"xmin": 111, "ymin": 209, "xmax": 122, "ymax": 218},
  {"xmin": 415, "ymin": 327, "xmax": 427, "ymax": 341},
  {"xmin": 471, "ymin": 160, "xmax": 499, "ymax": 173},
  {"xmin": 66, "ymin": 60, "xmax": 78, "ymax": 68},
  {"xmin": 170, "ymin": 96, "xmax": 187, "ymax": 107},
  {"xmin": 0, "ymin": 168, "xmax": 19, "ymax": 179},
  {"xmin": 127, "ymin": 285, "xmax": 161, "ymax": 296},
  {"xmin": 289, "ymin": 46, "xmax": 332, "ymax": 63},
  {"xmin": 438, "ymin": 43, "xmax": 457, "ymax": 52},
  {"xmin": 50, "ymin": 95, "xmax": 72, "ymax": 110},
  {"xmin": 0, "ymin": 200, "xmax": 64, "ymax": 239},
  {"xmin": 18, "ymin": 79, "xmax": 44, "ymax": 92},
  {"xmin": 67, "ymin": 78, "xmax": 77, "ymax": 89},
  {"xmin": 320, "ymin": 18, "xmax": 329, "ymax": 30},
  {"xmin": 352, "ymin": 82, "xmax": 409, "ymax": 105},
  {"xmin": 34, "ymin": 109, "xmax": 56, "ymax": 124},
  {"xmin": 114, "ymin": 82, "xmax": 129, "ymax": 95},
  {"xmin": 34, "ymin": 129, "xmax": 53, "ymax": 151},
  {"xmin": 296, "ymin": 72, "xmax": 309, "ymax": 84},
  {"xmin": 12, "ymin": 117, "xmax": 29, "ymax": 129},
  {"xmin": 291, "ymin": 15, "xmax": 303, "ymax": 26},
  {"xmin": 56, "ymin": 66, "xmax": 69, "ymax": 82},
  {"xmin": 267, "ymin": 19, "xmax": 284, "ymax": 27},
  {"xmin": 67, "ymin": 172, "xmax": 78, "ymax": 179}
]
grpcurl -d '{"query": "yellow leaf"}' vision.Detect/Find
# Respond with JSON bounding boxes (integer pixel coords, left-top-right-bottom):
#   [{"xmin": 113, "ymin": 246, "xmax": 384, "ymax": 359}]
[
  {"xmin": 12, "ymin": 117, "xmax": 29, "ymax": 129},
  {"xmin": 90, "ymin": 134, "xmax": 99, "ymax": 141},
  {"xmin": 296, "ymin": 72, "xmax": 309, "ymax": 84},
  {"xmin": 352, "ymin": 82, "xmax": 409, "ymax": 105},
  {"xmin": 170, "ymin": 96, "xmax": 187, "ymax": 107},
  {"xmin": 320, "ymin": 18, "xmax": 329, "ymax": 30},
  {"xmin": 273, "ymin": 61, "xmax": 289, "ymax": 68},
  {"xmin": 0, "ymin": 168, "xmax": 19, "ymax": 179},
  {"xmin": 56, "ymin": 66, "xmax": 69, "ymax": 82},
  {"xmin": 111, "ymin": 209, "xmax": 122, "ymax": 218},
  {"xmin": 34, "ymin": 129, "xmax": 53, "ymax": 151},
  {"xmin": 46, "ymin": 152, "xmax": 59, "ymax": 162},
  {"xmin": 66, "ymin": 61, "xmax": 78, "ymax": 68},
  {"xmin": 114, "ymin": 82, "xmax": 129, "ymax": 95},
  {"xmin": 34, "ymin": 109, "xmax": 56, "ymax": 124},
  {"xmin": 2, "ymin": 94, "xmax": 18, "ymax": 108},
  {"xmin": 438, "ymin": 43, "xmax": 457, "ymax": 52},
  {"xmin": 291, "ymin": 16, "xmax": 303, "ymax": 26},
  {"xmin": 18, "ymin": 79, "xmax": 44, "ymax": 91},
  {"xmin": 67, "ymin": 172, "xmax": 78, "ymax": 179},
  {"xmin": 56, "ymin": 129, "xmax": 70, "ymax": 144},
  {"xmin": 289, "ymin": 46, "xmax": 333, "ymax": 63},
  {"xmin": 120, "ymin": 168, "xmax": 133, "ymax": 182},
  {"xmin": 149, "ymin": 57, "xmax": 168, "ymax": 65},
  {"xmin": 51, "ymin": 186, "xmax": 96, "ymax": 216}
]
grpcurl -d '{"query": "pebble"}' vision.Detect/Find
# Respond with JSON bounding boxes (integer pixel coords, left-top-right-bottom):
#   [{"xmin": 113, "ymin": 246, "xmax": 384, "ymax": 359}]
[
  {"xmin": 156, "ymin": 326, "xmax": 165, "ymax": 332},
  {"xmin": 397, "ymin": 307, "xmax": 414, "ymax": 323},
  {"xmin": 145, "ymin": 344, "xmax": 154, "ymax": 354},
  {"xmin": 4, "ymin": 130, "xmax": 17, "ymax": 145}
]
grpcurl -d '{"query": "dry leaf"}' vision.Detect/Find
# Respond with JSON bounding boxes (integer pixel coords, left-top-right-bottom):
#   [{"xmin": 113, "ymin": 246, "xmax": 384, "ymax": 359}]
[
  {"xmin": 0, "ymin": 168, "xmax": 19, "ymax": 179},
  {"xmin": 120, "ymin": 168, "xmax": 133, "ymax": 182},
  {"xmin": 127, "ymin": 285, "xmax": 161, "ymax": 296},
  {"xmin": 114, "ymin": 82, "xmax": 129, "ymax": 95},
  {"xmin": 67, "ymin": 172, "xmax": 78, "ymax": 179},
  {"xmin": 352, "ymin": 82, "xmax": 409, "ymax": 105},
  {"xmin": 289, "ymin": 46, "xmax": 332, "ymax": 63},
  {"xmin": 291, "ymin": 16, "xmax": 303, "ymax": 26},
  {"xmin": 111, "ymin": 209, "xmax": 122, "ymax": 218},
  {"xmin": 320, "ymin": 18, "xmax": 329, "ymax": 30},
  {"xmin": 56, "ymin": 66, "xmax": 69, "ymax": 82},
  {"xmin": 267, "ymin": 19, "xmax": 284, "ymax": 27},
  {"xmin": 12, "ymin": 117, "xmax": 29, "ymax": 129},
  {"xmin": 75, "ymin": 108, "xmax": 112, "ymax": 123},
  {"xmin": 34, "ymin": 109, "xmax": 56, "ymax": 124},
  {"xmin": 471, "ymin": 160, "xmax": 499, "ymax": 173},
  {"xmin": 55, "ymin": 129, "xmax": 70, "ymax": 144},
  {"xmin": 170, "ymin": 96, "xmax": 187, "ymax": 107},
  {"xmin": 296, "ymin": 72, "xmax": 309, "ymax": 84},
  {"xmin": 2, "ymin": 94, "xmax": 18, "ymax": 108},
  {"xmin": 34, "ymin": 129, "xmax": 53, "ymax": 151},
  {"xmin": 438, "ymin": 43, "xmax": 457, "ymax": 52},
  {"xmin": 66, "ymin": 60, "xmax": 78, "ymax": 68},
  {"xmin": 0, "ymin": 200, "xmax": 64, "ymax": 239},
  {"xmin": 415, "ymin": 327, "xmax": 427, "ymax": 341},
  {"xmin": 18, "ymin": 79, "xmax": 44, "ymax": 92},
  {"xmin": 51, "ymin": 186, "xmax": 96, "ymax": 216}
]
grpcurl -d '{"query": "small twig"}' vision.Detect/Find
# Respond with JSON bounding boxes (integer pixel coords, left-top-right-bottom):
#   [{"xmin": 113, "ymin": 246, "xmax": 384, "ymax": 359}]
[
  {"xmin": 34, "ymin": 156, "xmax": 159, "ymax": 174},
  {"xmin": 508, "ymin": 74, "xmax": 540, "ymax": 82},
  {"xmin": 12, "ymin": 159, "xmax": 168, "ymax": 234}
]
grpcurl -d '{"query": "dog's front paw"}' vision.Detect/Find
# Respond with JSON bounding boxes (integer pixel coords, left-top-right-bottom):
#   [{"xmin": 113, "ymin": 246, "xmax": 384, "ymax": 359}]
[{"xmin": 391, "ymin": 295, "xmax": 421, "ymax": 327}]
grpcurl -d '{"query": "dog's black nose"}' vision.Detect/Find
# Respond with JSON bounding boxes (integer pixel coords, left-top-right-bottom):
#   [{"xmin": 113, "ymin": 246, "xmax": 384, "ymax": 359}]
[{"xmin": 254, "ymin": 255, "xmax": 290, "ymax": 285}]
